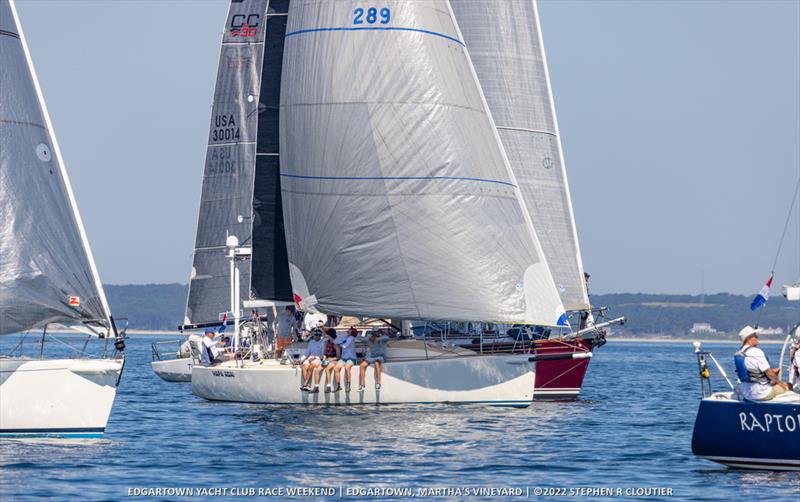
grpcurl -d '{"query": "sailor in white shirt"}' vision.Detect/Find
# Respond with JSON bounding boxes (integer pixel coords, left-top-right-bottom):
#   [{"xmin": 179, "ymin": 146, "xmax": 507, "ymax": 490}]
[
  {"xmin": 333, "ymin": 327, "xmax": 360, "ymax": 392},
  {"xmin": 300, "ymin": 330, "xmax": 325, "ymax": 392},
  {"xmin": 735, "ymin": 326, "xmax": 790, "ymax": 401},
  {"xmin": 201, "ymin": 328, "xmax": 224, "ymax": 365}
]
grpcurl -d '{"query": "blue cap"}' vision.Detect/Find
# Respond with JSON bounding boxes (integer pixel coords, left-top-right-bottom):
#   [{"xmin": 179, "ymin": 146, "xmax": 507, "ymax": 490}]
[{"xmin": 204, "ymin": 327, "xmax": 216, "ymax": 334}]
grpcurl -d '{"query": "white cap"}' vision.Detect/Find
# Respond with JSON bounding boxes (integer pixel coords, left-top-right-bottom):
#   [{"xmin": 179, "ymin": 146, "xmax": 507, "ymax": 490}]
[{"xmin": 738, "ymin": 325, "xmax": 759, "ymax": 343}]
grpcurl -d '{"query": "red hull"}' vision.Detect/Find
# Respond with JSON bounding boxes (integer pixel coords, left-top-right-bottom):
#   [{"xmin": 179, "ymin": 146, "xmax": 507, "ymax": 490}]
[{"xmin": 531, "ymin": 338, "xmax": 593, "ymax": 400}]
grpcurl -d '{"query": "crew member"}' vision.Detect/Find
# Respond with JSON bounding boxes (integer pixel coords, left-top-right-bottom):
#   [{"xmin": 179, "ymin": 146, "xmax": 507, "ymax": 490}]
[
  {"xmin": 274, "ymin": 306, "xmax": 296, "ymax": 358},
  {"xmin": 299, "ymin": 329, "xmax": 325, "ymax": 393},
  {"xmin": 359, "ymin": 327, "xmax": 387, "ymax": 391},
  {"xmin": 734, "ymin": 326, "xmax": 790, "ymax": 401},
  {"xmin": 789, "ymin": 328, "xmax": 800, "ymax": 392},
  {"xmin": 322, "ymin": 328, "xmax": 340, "ymax": 392},
  {"xmin": 201, "ymin": 328, "xmax": 224, "ymax": 364},
  {"xmin": 334, "ymin": 327, "xmax": 359, "ymax": 392}
]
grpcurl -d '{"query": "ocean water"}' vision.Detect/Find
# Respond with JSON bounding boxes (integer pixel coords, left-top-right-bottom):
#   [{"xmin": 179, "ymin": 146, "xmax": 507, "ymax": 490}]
[{"xmin": 0, "ymin": 336, "xmax": 798, "ymax": 501}]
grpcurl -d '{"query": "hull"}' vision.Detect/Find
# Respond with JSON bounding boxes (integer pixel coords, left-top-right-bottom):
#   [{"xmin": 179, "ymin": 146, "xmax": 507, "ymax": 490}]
[
  {"xmin": 0, "ymin": 357, "xmax": 123, "ymax": 438},
  {"xmin": 151, "ymin": 358, "xmax": 193, "ymax": 382},
  {"xmin": 457, "ymin": 337, "xmax": 594, "ymax": 400},
  {"xmin": 532, "ymin": 339, "xmax": 593, "ymax": 400},
  {"xmin": 192, "ymin": 354, "xmax": 535, "ymax": 407},
  {"xmin": 692, "ymin": 392, "xmax": 800, "ymax": 470}
]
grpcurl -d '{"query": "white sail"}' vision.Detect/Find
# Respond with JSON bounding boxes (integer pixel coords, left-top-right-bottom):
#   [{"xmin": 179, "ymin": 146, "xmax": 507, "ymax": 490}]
[
  {"xmin": 0, "ymin": 0, "xmax": 113, "ymax": 335},
  {"xmin": 451, "ymin": 0, "xmax": 589, "ymax": 311},
  {"xmin": 279, "ymin": 0, "xmax": 566, "ymax": 325}
]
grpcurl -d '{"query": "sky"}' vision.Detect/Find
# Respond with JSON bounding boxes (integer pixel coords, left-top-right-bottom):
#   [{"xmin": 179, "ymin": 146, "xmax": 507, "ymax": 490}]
[{"xmin": 11, "ymin": 0, "xmax": 800, "ymax": 295}]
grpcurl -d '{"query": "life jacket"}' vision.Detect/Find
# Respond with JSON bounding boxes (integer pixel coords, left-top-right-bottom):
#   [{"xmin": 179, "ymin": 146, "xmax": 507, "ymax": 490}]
[{"xmin": 734, "ymin": 346, "xmax": 769, "ymax": 385}]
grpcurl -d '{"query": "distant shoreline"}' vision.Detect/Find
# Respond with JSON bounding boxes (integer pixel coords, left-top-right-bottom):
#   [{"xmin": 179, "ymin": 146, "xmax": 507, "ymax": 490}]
[{"xmin": 606, "ymin": 337, "xmax": 786, "ymax": 345}]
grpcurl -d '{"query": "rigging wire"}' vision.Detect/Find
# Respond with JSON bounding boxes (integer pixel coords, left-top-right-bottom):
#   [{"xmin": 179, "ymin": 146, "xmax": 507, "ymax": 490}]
[
  {"xmin": 756, "ymin": 174, "xmax": 800, "ymax": 327},
  {"xmin": 769, "ymin": 175, "xmax": 800, "ymax": 274}
]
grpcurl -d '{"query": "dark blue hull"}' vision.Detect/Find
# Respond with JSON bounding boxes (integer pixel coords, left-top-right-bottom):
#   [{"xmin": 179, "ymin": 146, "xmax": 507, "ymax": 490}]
[{"xmin": 692, "ymin": 397, "xmax": 800, "ymax": 470}]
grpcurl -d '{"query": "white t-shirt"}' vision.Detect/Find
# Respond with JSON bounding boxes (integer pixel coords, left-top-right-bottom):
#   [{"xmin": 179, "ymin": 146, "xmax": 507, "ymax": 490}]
[
  {"xmin": 201, "ymin": 335, "xmax": 222, "ymax": 362},
  {"xmin": 303, "ymin": 312, "xmax": 328, "ymax": 332},
  {"xmin": 739, "ymin": 346, "xmax": 772, "ymax": 400}
]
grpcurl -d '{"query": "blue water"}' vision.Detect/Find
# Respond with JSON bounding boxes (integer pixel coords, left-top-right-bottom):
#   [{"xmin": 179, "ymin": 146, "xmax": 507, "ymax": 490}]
[{"xmin": 1, "ymin": 336, "xmax": 798, "ymax": 501}]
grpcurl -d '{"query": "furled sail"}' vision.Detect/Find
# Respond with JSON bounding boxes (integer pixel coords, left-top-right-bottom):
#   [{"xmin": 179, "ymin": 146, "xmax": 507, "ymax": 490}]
[
  {"xmin": 280, "ymin": 0, "xmax": 566, "ymax": 325},
  {"xmin": 186, "ymin": 0, "xmax": 269, "ymax": 324},
  {"xmin": 0, "ymin": 0, "xmax": 113, "ymax": 335},
  {"xmin": 451, "ymin": 0, "xmax": 590, "ymax": 311}
]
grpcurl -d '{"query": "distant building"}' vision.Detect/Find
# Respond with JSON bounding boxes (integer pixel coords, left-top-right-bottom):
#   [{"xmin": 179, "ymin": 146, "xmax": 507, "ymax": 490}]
[{"xmin": 689, "ymin": 322, "xmax": 721, "ymax": 335}]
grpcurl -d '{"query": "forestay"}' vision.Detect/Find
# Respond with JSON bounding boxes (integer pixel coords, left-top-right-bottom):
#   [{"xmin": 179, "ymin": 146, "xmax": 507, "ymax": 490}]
[
  {"xmin": 0, "ymin": 0, "xmax": 112, "ymax": 335},
  {"xmin": 451, "ymin": 0, "xmax": 589, "ymax": 311},
  {"xmin": 186, "ymin": 0, "xmax": 269, "ymax": 324},
  {"xmin": 280, "ymin": 0, "xmax": 567, "ymax": 325}
]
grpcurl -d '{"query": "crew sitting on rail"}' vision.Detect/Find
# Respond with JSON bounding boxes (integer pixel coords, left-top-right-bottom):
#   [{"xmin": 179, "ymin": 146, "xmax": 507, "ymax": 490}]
[
  {"xmin": 359, "ymin": 327, "xmax": 387, "ymax": 391},
  {"xmin": 299, "ymin": 329, "xmax": 325, "ymax": 393},
  {"xmin": 333, "ymin": 327, "xmax": 359, "ymax": 392},
  {"xmin": 322, "ymin": 328, "xmax": 340, "ymax": 393},
  {"xmin": 734, "ymin": 326, "xmax": 791, "ymax": 401},
  {"xmin": 201, "ymin": 328, "xmax": 225, "ymax": 364}
]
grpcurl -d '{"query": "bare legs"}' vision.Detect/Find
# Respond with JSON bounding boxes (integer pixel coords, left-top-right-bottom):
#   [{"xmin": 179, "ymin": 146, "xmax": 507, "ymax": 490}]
[
  {"xmin": 334, "ymin": 361, "xmax": 354, "ymax": 390},
  {"xmin": 359, "ymin": 360, "xmax": 382, "ymax": 389}
]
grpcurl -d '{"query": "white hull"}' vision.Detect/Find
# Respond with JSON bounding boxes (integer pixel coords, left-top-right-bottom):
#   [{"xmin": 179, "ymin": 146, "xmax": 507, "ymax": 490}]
[
  {"xmin": 151, "ymin": 358, "xmax": 193, "ymax": 382},
  {"xmin": 0, "ymin": 357, "xmax": 123, "ymax": 438},
  {"xmin": 192, "ymin": 354, "xmax": 535, "ymax": 407}
]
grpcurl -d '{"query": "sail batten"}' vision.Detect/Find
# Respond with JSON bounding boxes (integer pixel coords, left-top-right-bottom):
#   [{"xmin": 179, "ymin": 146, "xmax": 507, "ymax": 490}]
[
  {"xmin": 451, "ymin": 0, "xmax": 590, "ymax": 311},
  {"xmin": 279, "ymin": 0, "xmax": 566, "ymax": 325}
]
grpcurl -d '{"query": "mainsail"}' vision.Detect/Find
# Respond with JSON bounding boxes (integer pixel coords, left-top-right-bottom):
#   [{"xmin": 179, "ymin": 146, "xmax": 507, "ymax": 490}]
[
  {"xmin": 451, "ymin": 0, "xmax": 590, "ymax": 311},
  {"xmin": 280, "ymin": 0, "xmax": 566, "ymax": 325},
  {"xmin": 186, "ymin": 0, "xmax": 292, "ymax": 325},
  {"xmin": 0, "ymin": 0, "xmax": 113, "ymax": 335}
]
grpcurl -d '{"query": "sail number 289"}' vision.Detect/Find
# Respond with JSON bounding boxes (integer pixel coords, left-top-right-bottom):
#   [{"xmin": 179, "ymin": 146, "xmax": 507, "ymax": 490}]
[{"xmin": 353, "ymin": 7, "xmax": 391, "ymax": 25}]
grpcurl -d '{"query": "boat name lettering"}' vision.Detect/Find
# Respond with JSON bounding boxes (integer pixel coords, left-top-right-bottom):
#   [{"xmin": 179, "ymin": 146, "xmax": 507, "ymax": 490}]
[
  {"xmin": 738, "ymin": 412, "xmax": 800, "ymax": 433},
  {"xmin": 211, "ymin": 370, "xmax": 235, "ymax": 378}
]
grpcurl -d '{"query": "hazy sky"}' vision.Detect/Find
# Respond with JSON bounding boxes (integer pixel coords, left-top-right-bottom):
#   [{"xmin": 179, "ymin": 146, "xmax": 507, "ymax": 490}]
[{"xmin": 12, "ymin": 0, "xmax": 800, "ymax": 294}]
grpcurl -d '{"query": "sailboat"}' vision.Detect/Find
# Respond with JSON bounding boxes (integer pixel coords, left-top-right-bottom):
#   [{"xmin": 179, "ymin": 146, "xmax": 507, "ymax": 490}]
[
  {"xmin": 0, "ymin": 0, "xmax": 125, "ymax": 437},
  {"xmin": 187, "ymin": 0, "xmax": 571, "ymax": 406}
]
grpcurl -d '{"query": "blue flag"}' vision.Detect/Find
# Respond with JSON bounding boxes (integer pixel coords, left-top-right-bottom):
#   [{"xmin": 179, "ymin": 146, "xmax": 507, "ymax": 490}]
[{"xmin": 750, "ymin": 274, "xmax": 773, "ymax": 311}]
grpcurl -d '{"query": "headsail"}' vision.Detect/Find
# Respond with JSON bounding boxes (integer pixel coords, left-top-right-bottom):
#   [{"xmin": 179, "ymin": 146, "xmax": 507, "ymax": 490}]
[
  {"xmin": 186, "ymin": 0, "xmax": 269, "ymax": 324},
  {"xmin": 280, "ymin": 0, "xmax": 566, "ymax": 325},
  {"xmin": 0, "ymin": 0, "xmax": 113, "ymax": 335},
  {"xmin": 451, "ymin": 0, "xmax": 590, "ymax": 311}
]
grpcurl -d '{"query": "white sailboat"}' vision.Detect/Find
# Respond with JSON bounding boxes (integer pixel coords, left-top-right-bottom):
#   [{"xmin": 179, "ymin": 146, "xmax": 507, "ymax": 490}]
[
  {"xmin": 189, "ymin": 0, "xmax": 570, "ymax": 406},
  {"xmin": 0, "ymin": 0, "xmax": 125, "ymax": 437}
]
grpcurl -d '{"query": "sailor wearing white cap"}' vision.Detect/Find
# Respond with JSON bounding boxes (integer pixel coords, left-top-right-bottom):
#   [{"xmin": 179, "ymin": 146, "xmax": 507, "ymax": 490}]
[{"xmin": 733, "ymin": 326, "xmax": 790, "ymax": 401}]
